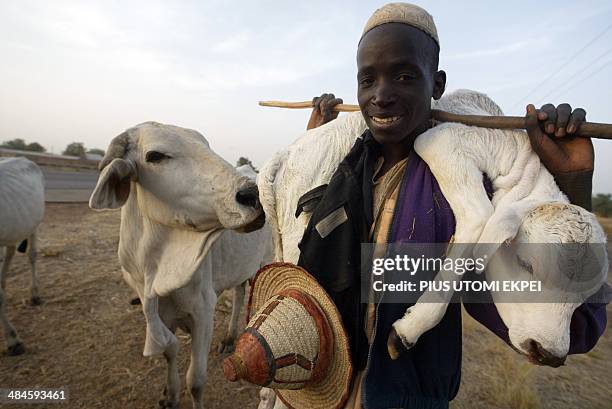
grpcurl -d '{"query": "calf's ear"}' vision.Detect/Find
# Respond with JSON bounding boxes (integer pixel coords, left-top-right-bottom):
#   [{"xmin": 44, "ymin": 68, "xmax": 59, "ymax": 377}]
[{"xmin": 89, "ymin": 158, "xmax": 136, "ymax": 210}]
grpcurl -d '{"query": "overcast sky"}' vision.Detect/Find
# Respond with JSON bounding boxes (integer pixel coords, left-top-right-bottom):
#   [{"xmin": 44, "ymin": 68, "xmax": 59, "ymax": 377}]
[{"xmin": 1, "ymin": 0, "xmax": 611, "ymax": 193}]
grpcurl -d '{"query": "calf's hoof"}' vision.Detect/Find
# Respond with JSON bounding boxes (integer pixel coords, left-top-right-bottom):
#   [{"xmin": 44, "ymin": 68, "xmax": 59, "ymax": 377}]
[
  {"xmin": 7, "ymin": 342, "xmax": 25, "ymax": 356},
  {"xmin": 130, "ymin": 297, "xmax": 141, "ymax": 305},
  {"xmin": 387, "ymin": 327, "xmax": 413, "ymax": 360},
  {"xmin": 217, "ymin": 338, "xmax": 235, "ymax": 355},
  {"xmin": 30, "ymin": 296, "xmax": 42, "ymax": 306},
  {"xmin": 158, "ymin": 398, "xmax": 179, "ymax": 409}
]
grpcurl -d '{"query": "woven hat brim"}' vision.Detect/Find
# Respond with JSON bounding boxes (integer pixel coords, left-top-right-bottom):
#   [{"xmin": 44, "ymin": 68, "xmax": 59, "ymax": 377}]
[{"xmin": 248, "ymin": 263, "xmax": 353, "ymax": 409}]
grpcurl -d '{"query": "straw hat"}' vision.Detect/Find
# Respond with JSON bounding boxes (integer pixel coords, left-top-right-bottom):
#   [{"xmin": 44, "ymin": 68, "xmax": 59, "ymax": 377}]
[{"xmin": 223, "ymin": 263, "xmax": 352, "ymax": 409}]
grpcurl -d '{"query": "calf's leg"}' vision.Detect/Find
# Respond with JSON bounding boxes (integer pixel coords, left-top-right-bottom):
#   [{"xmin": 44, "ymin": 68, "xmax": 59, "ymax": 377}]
[
  {"xmin": 159, "ymin": 339, "xmax": 180, "ymax": 409},
  {"xmin": 218, "ymin": 281, "xmax": 246, "ymax": 354},
  {"xmin": 389, "ymin": 158, "xmax": 493, "ymax": 357},
  {"xmin": 0, "ymin": 245, "xmax": 24, "ymax": 355},
  {"xmin": 188, "ymin": 292, "xmax": 216, "ymax": 409},
  {"xmin": 1, "ymin": 245, "xmax": 15, "ymax": 291},
  {"xmin": 27, "ymin": 233, "xmax": 42, "ymax": 306}
]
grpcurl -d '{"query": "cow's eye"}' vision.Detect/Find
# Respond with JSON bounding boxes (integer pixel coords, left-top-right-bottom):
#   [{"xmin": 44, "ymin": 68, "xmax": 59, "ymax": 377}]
[
  {"xmin": 145, "ymin": 151, "xmax": 170, "ymax": 163},
  {"xmin": 516, "ymin": 255, "xmax": 534, "ymax": 275}
]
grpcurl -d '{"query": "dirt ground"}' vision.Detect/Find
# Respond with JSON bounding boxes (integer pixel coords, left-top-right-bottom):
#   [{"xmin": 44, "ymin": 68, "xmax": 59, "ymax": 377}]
[{"xmin": 0, "ymin": 204, "xmax": 610, "ymax": 409}]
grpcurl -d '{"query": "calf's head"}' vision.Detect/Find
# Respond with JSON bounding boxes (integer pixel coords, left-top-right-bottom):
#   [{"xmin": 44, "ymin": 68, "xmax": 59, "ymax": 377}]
[
  {"xmin": 488, "ymin": 203, "xmax": 608, "ymax": 366},
  {"xmin": 90, "ymin": 122, "xmax": 264, "ymax": 232}
]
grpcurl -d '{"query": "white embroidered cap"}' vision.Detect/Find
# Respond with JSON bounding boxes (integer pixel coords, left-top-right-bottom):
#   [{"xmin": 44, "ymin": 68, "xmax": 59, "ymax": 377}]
[{"xmin": 362, "ymin": 2, "xmax": 439, "ymax": 47}]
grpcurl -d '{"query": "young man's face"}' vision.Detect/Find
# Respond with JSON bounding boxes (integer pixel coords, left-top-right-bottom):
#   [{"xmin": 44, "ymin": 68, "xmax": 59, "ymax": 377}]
[{"xmin": 357, "ymin": 23, "xmax": 445, "ymax": 149}]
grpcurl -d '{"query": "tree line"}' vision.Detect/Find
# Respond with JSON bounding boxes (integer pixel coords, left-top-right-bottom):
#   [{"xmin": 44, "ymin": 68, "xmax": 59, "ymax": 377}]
[
  {"xmin": 0, "ymin": 139, "xmax": 104, "ymax": 157},
  {"xmin": 593, "ymin": 194, "xmax": 612, "ymax": 217},
  {"xmin": 2, "ymin": 140, "xmax": 611, "ymax": 217}
]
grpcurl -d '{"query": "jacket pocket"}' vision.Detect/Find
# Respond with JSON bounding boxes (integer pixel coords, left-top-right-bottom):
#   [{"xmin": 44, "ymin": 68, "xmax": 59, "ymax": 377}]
[
  {"xmin": 295, "ymin": 184, "xmax": 328, "ymax": 218},
  {"xmin": 315, "ymin": 205, "xmax": 348, "ymax": 238},
  {"xmin": 298, "ymin": 200, "xmax": 357, "ymax": 293}
]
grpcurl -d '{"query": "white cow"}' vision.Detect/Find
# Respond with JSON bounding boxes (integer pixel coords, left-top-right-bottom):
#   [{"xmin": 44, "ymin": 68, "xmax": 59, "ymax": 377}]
[
  {"xmin": 125, "ymin": 162, "xmax": 262, "ymax": 353},
  {"xmin": 89, "ymin": 122, "xmax": 272, "ymax": 409},
  {"xmin": 0, "ymin": 157, "xmax": 45, "ymax": 356},
  {"xmin": 258, "ymin": 89, "xmax": 607, "ymax": 378}
]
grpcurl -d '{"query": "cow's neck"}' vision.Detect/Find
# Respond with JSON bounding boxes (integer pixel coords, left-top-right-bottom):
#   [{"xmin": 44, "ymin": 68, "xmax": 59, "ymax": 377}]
[{"xmin": 119, "ymin": 185, "xmax": 224, "ymax": 297}]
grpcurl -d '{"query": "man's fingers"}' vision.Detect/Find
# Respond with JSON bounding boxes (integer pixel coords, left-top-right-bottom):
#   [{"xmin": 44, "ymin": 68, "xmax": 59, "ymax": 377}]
[
  {"xmin": 320, "ymin": 94, "xmax": 334, "ymax": 118},
  {"xmin": 526, "ymin": 104, "xmax": 564, "ymax": 164},
  {"xmin": 567, "ymin": 108, "xmax": 586, "ymax": 134},
  {"xmin": 526, "ymin": 104, "xmax": 544, "ymax": 144},
  {"xmin": 554, "ymin": 103, "xmax": 572, "ymax": 138},
  {"xmin": 539, "ymin": 103, "xmax": 557, "ymax": 134},
  {"xmin": 526, "ymin": 104, "xmax": 542, "ymax": 137},
  {"xmin": 329, "ymin": 97, "xmax": 343, "ymax": 107},
  {"xmin": 537, "ymin": 109, "xmax": 548, "ymax": 121},
  {"xmin": 313, "ymin": 93, "xmax": 330, "ymax": 111},
  {"xmin": 329, "ymin": 97, "xmax": 343, "ymax": 118},
  {"xmin": 310, "ymin": 93, "xmax": 342, "ymax": 126},
  {"xmin": 321, "ymin": 94, "xmax": 342, "ymax": 119}
]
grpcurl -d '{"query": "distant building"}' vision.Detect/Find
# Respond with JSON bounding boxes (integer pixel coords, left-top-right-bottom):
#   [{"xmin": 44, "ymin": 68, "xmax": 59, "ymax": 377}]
[
  {"xmin": 0, "ymin": 147, "xmax": 99, "ymax": 170},
  {"xmin": 0, "ymin": 147, "xmax": 79, "ymax": 160},
  {"xmin": 85, "ymin": 152, "xmax": 103, "ymax": 161}
]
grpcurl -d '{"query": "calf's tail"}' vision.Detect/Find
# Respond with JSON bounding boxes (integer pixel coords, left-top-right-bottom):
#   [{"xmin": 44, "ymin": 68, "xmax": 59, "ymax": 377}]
[{"xmin": 17, "ymin": 240, "xmax": 28, "ymax": 253}]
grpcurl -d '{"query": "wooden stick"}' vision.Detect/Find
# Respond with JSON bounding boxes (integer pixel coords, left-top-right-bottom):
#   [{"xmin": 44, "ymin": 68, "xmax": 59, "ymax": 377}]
[
  {"xmin": 259, "ymin": 100, "xmax": 360, "ymax": 112},
  {"xmin": 258, "ymin": 100, "xmax": 612, "ymax": 140}
]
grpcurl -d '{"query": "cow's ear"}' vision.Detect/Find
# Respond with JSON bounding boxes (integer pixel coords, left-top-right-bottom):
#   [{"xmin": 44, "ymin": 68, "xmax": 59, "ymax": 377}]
[
  {"xmin": 472, "ymin": 200, "xmax": 543, "ymax": 271},
  {"xmin": 89, "ymin": 158, "xmax": 136, "ymax": 210}
]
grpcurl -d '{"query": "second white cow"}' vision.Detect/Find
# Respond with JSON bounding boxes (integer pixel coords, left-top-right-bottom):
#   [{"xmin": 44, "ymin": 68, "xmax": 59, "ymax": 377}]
[{"xmin": 0, "ymin": 157, "xmax": 45, "ymax": 356}]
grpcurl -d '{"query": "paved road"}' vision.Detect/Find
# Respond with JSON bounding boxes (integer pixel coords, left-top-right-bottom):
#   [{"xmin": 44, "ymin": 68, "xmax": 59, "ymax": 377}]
[{"xmin": 41, "ymin": 167, "xmax": 99, "ymax": 202}]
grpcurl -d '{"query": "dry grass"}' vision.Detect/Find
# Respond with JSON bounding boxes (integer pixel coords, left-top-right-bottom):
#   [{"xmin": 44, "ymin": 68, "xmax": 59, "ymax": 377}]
[
  {"xmin": 453, "ymin": 299, "xmax": 612, "ymax": 409},
  {"xmin": 490, "ymin": 352, "xmax": 540, "ymax": 409},
  {"xmin": 0, "ymin": 204, "xmax": 259, "ymax": 408},
  {"xmin": 0, "ymin": 205, "xmax": 610, "ymax": 408},
  {"xmin": 597, "ymin": 216, "xmax": 612, "ymax": 237}
]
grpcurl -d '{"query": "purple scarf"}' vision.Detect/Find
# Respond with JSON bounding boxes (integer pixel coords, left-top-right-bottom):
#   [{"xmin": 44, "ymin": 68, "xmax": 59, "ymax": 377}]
[{"xmin": 390, "ymin": 150, "xmax": 455, "ymax": 244}]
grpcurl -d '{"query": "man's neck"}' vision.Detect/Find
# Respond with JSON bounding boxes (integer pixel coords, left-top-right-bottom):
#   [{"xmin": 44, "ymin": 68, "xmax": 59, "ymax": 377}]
[{"xmin": 379, "ymin": 119, "xmax": 431, "ymax": 175}]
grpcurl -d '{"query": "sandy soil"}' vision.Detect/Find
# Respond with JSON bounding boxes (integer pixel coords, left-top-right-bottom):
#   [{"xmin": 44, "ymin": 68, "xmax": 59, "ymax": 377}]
[{"xmin": 0, "ymin": 204, "xmax": 610, "ymax": 409}]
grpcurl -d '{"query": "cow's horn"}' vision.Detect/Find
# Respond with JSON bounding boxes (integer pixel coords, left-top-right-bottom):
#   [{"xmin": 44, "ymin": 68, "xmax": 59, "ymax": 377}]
[{"xmin": 99, "ymin": 131, "xmax": 130, "ymax": 171}]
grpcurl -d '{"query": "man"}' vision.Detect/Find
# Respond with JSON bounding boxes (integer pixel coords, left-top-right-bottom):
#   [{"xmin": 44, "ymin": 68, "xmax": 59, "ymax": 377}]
[{"xmin": 283, "ymin": 3, "xmax": 605, "ymax": 409}]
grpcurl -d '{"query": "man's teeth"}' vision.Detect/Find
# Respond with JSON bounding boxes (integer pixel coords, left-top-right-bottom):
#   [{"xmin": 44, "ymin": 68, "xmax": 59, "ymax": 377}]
[{"xmin": 371, "ymin": 116, "xmax": 401, "ymax": 124}]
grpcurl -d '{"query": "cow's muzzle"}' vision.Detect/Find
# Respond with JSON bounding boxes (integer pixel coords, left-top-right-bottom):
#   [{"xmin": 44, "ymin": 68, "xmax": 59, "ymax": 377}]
[
  {"xmin": 520, "ymin": 339, "xmax": 566, "ymax": 367},
  {"xmin": 236, "ymin": 185, "xmax": 260, "ymax": 209},
  {"xmin": 236, "ymin": 212, "xmax": 266, "ymax": 233}
]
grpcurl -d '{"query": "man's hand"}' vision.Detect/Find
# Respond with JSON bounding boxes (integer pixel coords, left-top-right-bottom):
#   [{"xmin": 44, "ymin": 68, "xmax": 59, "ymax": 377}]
[
  {"xmin": 306, "ymin": 93, "xmax": 343, "ymax": 130},
  {"xmin": 525, "ymin": 103, "xmax": 594, "ymax": 175}
]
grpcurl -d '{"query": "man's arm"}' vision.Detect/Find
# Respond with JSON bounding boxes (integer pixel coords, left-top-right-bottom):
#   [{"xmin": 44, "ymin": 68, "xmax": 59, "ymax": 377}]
[
  {"xmin": 554, "ymin": 170, "xmax": 593, "ymax": 210},
  {"xmin": 525, "ymin": 103, "xmax": 595, "ymax": 207}
]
